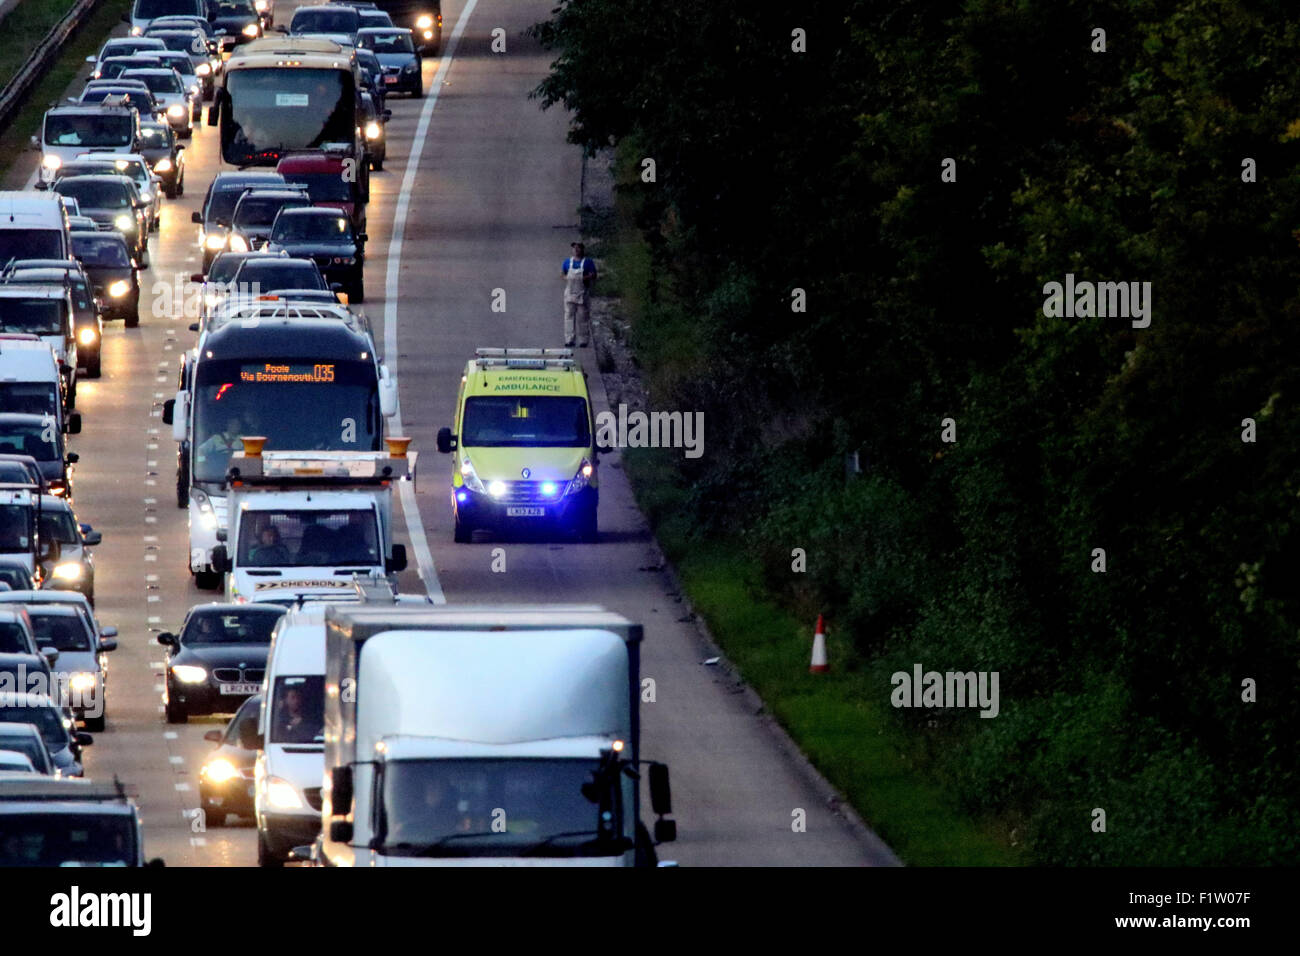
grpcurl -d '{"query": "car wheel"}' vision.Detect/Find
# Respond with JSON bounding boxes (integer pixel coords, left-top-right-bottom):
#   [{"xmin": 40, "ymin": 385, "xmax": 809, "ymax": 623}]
[
  {"xmin": 139, "ymin": 248, "xmax": 150, "ymax": 269},
  {"xmin": 84, "ymin": 713, "xmax": 105, "ymax": 733},
  {"xmin": 165, "ymin": 695, "xmax": 188, "ymax": 724},
  {"xmin": 86, "ymin": 352, "xmax": 101, "ymax": 378},
  {"xmin": 350, "ymin": 278, "xmax": 364, "ymax": 303},
  {"xmin": 194, "ymin": 570, "xmax": 222, "ymax": 591},
  {"xmin": 258, "ymin": 831, "xmax": 284, "ymax": 868},
  {"xmin": 67, "ymin": 377, "xmax": 76, "ymax": 408},
  {"xmin": 176, "ymin": 171, "xmax": 184, "ymax": 197},
  {"xmin": 202, "ymin": 801, "xmax": 226, "ymax": 827},
  {"xmin": 126, "ymin": 306, "xmax": 140, "ymax": 328},
  {"xmin": 164, "ymin": 183, "xmax": 177, "ymax": 200},
  {"xmin": 372, "ymin": 155, "xmax": 383, "ymax": 171}
]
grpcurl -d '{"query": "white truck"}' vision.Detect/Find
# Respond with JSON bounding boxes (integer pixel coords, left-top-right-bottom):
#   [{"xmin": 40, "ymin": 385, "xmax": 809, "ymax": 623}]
[
  {"xmin": 209, "ymin": 442, "xmax": 411, "ymax": 605},
  {"xmin": 313, "ymin": 604, "xmax": 677, "ymax": 867}
]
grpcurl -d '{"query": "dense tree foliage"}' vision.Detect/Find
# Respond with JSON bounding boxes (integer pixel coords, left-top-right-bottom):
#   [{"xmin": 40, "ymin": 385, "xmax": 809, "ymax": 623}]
[{"xmin": 531, "ymin": 0, "xmax": 1300, "ymax": 863}]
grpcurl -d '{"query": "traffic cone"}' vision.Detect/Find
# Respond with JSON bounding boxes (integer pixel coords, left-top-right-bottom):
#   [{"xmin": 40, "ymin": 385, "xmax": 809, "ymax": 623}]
[{"xmin": 809, "ymin": 615, "xmax": 829, "ymax": 673}]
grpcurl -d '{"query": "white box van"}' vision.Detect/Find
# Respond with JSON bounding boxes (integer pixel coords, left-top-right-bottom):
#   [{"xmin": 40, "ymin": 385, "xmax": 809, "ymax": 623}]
[
  {"xmin": 0, "ymin": 287, "xmax": 78, "ymax": 407},
  {"xmin": 0, "ymin": 336, "xmax": 79, "ymax": 436},
  {"xmin": 0, "ymin": 194, "xmax": 71, "ymax": 262}
]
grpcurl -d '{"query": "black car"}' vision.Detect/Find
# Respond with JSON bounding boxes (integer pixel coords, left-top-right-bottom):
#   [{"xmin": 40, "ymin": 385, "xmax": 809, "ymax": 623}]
[
  {"xmin": 194, "ymin": 171, "xmax": 286, "ymax": 271},
  {"xmin": 353, "ymin": 49, "xmax": 386, "ymax": 111},
  {"xmin": 1, "ymin": 262, "xmax": 104, "ymax": 378},
  {"xmin": 54, "ymin": 176, "xmax": 149, "ymax": 266},
  {"xmin": 230, "ymin": 257, "xmax": 331, "ymax": 299},
  {"xmin": 137, "ymin": 121, "xmax": 185, "ymax": 198},
  {"xmin": 0, "ymin": 413, "xmax": 77, "ymax": 499},
  {"xmin": 360, "ymin": 91, "xmax": 390, "ymax": 171},
  {"xmin": 0, "ymin": 694, "xmax": 91, "ymax": 777},
  {"xmin": 209, "ymin": 0, "xmax": 263, "ymax": 46},
  {"xmin": 198, "ymin": 693, "xmax": 261, "ymax": 824},
  {"xmin": 226, "ymin": 187, "xmax": 312, "ymax": 254},
  {"xmin": 71, "ymin": 231, "xmax": 140, "ymax": 327},
  {"xmin": 158, "ymin": 603, "xmax": 285, "ymax": 723},
  {"xmin": 265, "ymin": 208, "xmax": 367, "ymax": 302}
]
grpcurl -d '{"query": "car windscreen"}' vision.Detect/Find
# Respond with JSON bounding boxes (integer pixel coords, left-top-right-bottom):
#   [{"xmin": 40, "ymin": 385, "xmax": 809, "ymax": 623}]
[
  {"xmin": 0, "ymin": 384, "xmax": 59, "ymax": 418},
  {"xmin": 360, "ymin": 32, "xmax": 415, "ymax": 54},
  {"xmin": 123, "ymin": 72, "xmax": 183, "ymax": 94},
  {"xmin": 0, "ymin": 299, "xmax": 65, "ymax": 337},
  {"xmin": 55, "ymin": 179, "xmax": 132, "ymax": 209},
  {"xmin": 214, "ymin": 0, "xmax": 256, "ymax": 13},
  {"xmin": 461, "ymin": 396, "xmax": 592, "ymax": 448},
  {"xmin": 0, "ymin": 733, "xmax": 46, "ymax": 772},
  {"xmin": 29, "ymin": 614, "xmax": 92, "ymax": 653},
  {"xmin": 291, "ymin": 8, "xmax": 358, "ymax": 34},
  {"xmin": 232, "ymin": 261, "xmax": 326, "ymax": 291},
  {"xmin": 279, "ymin": 171, "xmax": 352, "ymax": 203},
  {"xmin": 234, "ymin": 196, "xmax": 303, "ymax": 228},
  {"xmin": 38, "ymin": 511, "xmax": 79, "ymax": 546},
  {"xmin": 0, "ymin": 622, "xmax": 32, "ymax": 653},
  {"xmin": 0, "ymin": 813, "xmax": 136, "ymax": 866},
  {"xmin": 0, "ymin": 423, "xmax": 59, "ymax": 462},
  {"xmin": 272, "ymin": 214, "xmax": 352, "ymax": 242},
  {"xmin": 268, "ymin": 675, "xmax": 324, "ymax": 744},
  {"xmin": 135, "ymin": 0, "xmax": 203, "ymax": 18},
  {"xmin": 237, "ymin": 509, "xmax": 380, "ymax": 567},
  {"xmin": 181, "ymin": 609, "xmax": 283, "ymax": 645},
  {"xmin": 0, "ymin": 702, "xmax": 68, "ymax": 749},
  {"xmin": 44, "ymin": 114, "xmax": 133, "ymax": 148},
  {"xmin": 138, "ymin": 125, "xmax": 172, "ymax": 148},
  {"xmin": 147, "ymin": 32, "xmax": 203, "ymax": 56},
  {"xmin": 0, "ymin": 567, "xmax": 33, "ymax": 591},
  {"xmin": 71, "ymin": 235, "xmax": 131, "ymax": 267}
]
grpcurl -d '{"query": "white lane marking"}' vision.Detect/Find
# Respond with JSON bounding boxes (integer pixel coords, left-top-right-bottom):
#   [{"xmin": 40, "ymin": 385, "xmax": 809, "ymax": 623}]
[
  {"xmin": 150, "ymin": 661, "xmax": 164, "ymax": 669},
  {"xmin": 144, "ymin": 554, "xmax": 157, "ymax": 561},
  {"xmin": 190, "ymin": 837, "xmax": 207, "ymax": 847},
  {"xmin": 163, "ymin": 731, "xmax": 177, "ymax": 740},
  {"xmin": 174, "ymin": 783, "xmax": 190, "ymax": 792},
  {"xmin": 154, "ymin": 684, "xmax": 165, "ymax": 693},
  {"xmin": 383, "ymin": 0, "xmax": 480, "ymax": 603},
  {"xmin": 143, "ymin": 535, "xmax": 157, "ymax": 542},
  {"xmin": 169, "ymin": 756, "xmax": 183, "ymax": 765},
  {"xmin": 148, "ymin": 616, "xmax": 161, "ymax": 624}
]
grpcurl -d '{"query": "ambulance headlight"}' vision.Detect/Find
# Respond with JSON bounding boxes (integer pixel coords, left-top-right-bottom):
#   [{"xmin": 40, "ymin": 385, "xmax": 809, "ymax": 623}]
[
  {"xmin": 459, "ymin": 459, "xmax": 485, "ymax": 493},
  {"xmin": 488, "ymin": 480, "xmax": 507, "ymax": 498},
  {"xmin": 566, "ymin": 460, "xmax": 594, "ymax": 496}
]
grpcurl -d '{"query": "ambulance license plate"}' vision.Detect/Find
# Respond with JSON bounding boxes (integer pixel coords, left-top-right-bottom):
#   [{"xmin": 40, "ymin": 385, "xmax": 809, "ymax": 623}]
[
  {"xmin": 220, "ymin": 682, "xmax": 260, "ymax": 695},
  {"xmin": 507, "ymin": 507, "xmax": 545, "ymax": 517}
]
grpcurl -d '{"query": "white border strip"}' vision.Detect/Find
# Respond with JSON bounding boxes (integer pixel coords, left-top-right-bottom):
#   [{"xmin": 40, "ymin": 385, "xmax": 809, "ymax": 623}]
[{"xmin": 384, "ymin": 0, "xmax": 481, "ymax": 603}]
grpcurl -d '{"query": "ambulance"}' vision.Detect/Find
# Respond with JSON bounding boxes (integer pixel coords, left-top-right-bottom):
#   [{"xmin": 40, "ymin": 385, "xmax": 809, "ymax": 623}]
[{"xmin": 436, "ymin": 348, "xmax": 605, "ymax": 543}]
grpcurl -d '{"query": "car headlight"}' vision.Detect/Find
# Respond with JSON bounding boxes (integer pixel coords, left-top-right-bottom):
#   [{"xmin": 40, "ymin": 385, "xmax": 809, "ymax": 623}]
[
  {"xmin": 365, "ymin": 121, "xmax": 381, "ymax": 140},
  {"xmin": 417, "ymin": 15, "xmax": 434, "ymax": 29},
  {"xmin": 196, "ymin": 62, "xmax": 211, "ymax": 76},
  {"xmin": 171, "ymin": 664, "xmax": 207, "ymax": 684},
  {"xmin": 404, "ymin": 62, "xmax": 418, "ymax": 73},
  {"xmin": 202, "ymin": 758, "xmax": 239, "ymax": 783},
  {"xmin": 204, "ymin": 233, "xmax": 227, "ymax": 250},
  {"xmin": 52, "ymin": 562, "xmax": 84, "ymax": 582},
  {"xmin": 167, "ymin": 104, "xmax": 185, "ymax": 118},
  {"xmin": 42, "ymin": 154, "xmax": 61, "ymax": 170},
  {"xmin": 153, "ymin": 157, "xmax": 173, "ymax": 173},
  {"xmin": 459, "ymin": 458, "xmax": 485, "ymax": 493},
  {"xmin": 108, "ymin": 279, "xmax": 130, "ymax": 298},
  {"xmin": 78, "ymin": 326, "xmax": 99, "ymax": 345},
  {"xmin": 266, "ymin": 776, "xmax": 303, "ymax": 809},
  {"xmin": 228, "ymin": 234, "xmax": 248, "ymax": 252},
  {"xmin": 244, "ymin": 23, "xmax": 261, "ymax": 37},
  {"xmin": 113, "ymin": 214, "xmax": 134, "ymax": 232},
  {"xmin": 68, "ymin": 672, "xmax": 97, "ymax": 693},
  {"xmin": 130, "ymin": 25, "xmax": 143, "ymax": 36},
  {"xmin": 566, "ymin": 460, "xmax": 595, "ymax": 496},
  {"xmin": 255, "ymin": 0, "xmax": 268, "ymax": 11}
]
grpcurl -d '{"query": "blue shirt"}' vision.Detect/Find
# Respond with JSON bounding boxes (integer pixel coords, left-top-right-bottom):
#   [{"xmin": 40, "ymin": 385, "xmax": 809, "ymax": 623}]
[{"xmin": 562, "ymin": 257, "xmax": 596, "ymax": 277}]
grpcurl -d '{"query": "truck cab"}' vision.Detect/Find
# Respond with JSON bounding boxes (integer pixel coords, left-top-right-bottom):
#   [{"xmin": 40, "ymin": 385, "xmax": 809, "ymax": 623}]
[{"xmin": 212, "ymin": 442, "xmax": 411, "ymax": 604}]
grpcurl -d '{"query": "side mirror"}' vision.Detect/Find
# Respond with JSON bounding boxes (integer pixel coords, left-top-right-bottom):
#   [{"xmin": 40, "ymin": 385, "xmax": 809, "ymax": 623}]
[
  {"xmin": 85, "ymin": 55, "xmax": 97, "ymax": 64},
  {"xmin": 435, "ymin": 427, "xmax": 456, "ymax": 454},
  {"xmin": 203, "ymin": 729, "xmax": 222, "ymax": 744},
  {"xmin": 210, "ymin": 544, "xmax": 230, "ymax": 573},
  {"xmin": 99, "ymin": 637, "xmax": 117, "ymax": 652},
  {"xmin": 99, "ymin": 626, "xmax": 117, "ymax": 639},
  {"xmin": 75, "ymin": 732, "xmax": 94, "ymax": 747},
  {"xmin": 162, "ymin": 399, "xmax": 175, "ymax": 425},
  {"xmin": 328, "ymin": 820, "xmax": 353, "ymax": 843},
  {"xmin": 156, "ymin": 631, "xmax": 176, "ymax": 647},
  {"xmin": 29, "ymin": 135, "xmax": 38, "ymax": 148},
  {"xmin": 238, "ymin": 718, "xmax": 262, "ymax": 751},
  {"xmin": 190, "ymin": 273, "xmax": 203, "ymax": 282},
  {"xmin": 41, "ymin": 648, "xmax": 59, "ymax": 666},
  {"xmin": 329, "ymin": 282, "xmax": 343, "ymax": 292},
  {"xmin": 66, "ymin": 413, "xmax": 82, "ymax": 435},
  {"xmin": 289, "ymin": 845, "xmax": 314, "ymax": 863},
  {"xmin": 191, "ymin": 211, "xmax": 202, "ymax": 224},
  {"xmin": 649, "ymin": 762, "xmax": 673, "ymax": 815},
  {"xmin": 330, "ymin": 766, "xmax": 353, "ymax": 813},
  {"xmin": 83, "ymin": 530, "xmax": 102, "ymax": 546},
  {"xmin": 654, "ymin": 819, "xmax": 678, "ymax": 843},
  {"xmin": 386, "ymin": 544, "xmax": 407, "ymax": 573},
  {"xmin": 65, "ymin": 452, "xmax": 79, "ymax": 464},
  {"xmin": 34, "ymin": 181, "xmax": 48, "ymax": 191},
  {"xmin": 357, "ymin": 233, "xmax": 367, "ymax": 242},
  {"xmin": 188, "ymin": 322, "xmax": 199, "ymax": 332}
]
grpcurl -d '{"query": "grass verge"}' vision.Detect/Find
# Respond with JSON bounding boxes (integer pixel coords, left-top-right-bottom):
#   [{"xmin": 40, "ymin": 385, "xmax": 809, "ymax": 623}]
[{"xmin": 0, "ymin": 0, "xmax": 134, "ymax": 183}]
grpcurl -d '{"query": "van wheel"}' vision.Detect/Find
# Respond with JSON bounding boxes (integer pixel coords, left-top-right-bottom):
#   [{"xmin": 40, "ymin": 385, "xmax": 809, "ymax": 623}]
[
  {"xmin": 258, "ymin": 832, "xmax": 284, "ymax": 868},
  {"xmin": 194, "ymin": 570, "xmax": 222, "ymax": 591}
]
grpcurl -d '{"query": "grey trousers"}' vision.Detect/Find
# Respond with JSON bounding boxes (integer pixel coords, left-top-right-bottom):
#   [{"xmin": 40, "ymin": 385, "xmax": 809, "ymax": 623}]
[{"xmin": 564, "ymin": 297, "xmax": 590, "ymax": 345}]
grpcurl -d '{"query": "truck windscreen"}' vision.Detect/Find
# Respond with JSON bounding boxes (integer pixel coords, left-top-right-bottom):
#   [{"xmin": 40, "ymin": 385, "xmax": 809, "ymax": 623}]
[
  {"xmin": 376, "ymin": 758, "xmax": 626, "ymax": 859},
  {"xmin": 0, "ymin": 813, "xmax": 136, "ymax": 867},
  {"xmin": 192, "ymin": 358, "xmax": 380, "ymax": 482},
  {"xmin": 0, "ymin": 300, "xmax": 65, "ymax": 337},
  {"xmin": 237, "ymin": 509, "xmax": 380, "ymax": 567},
  {"xmin": 0, "ymin": 232, "xmax": 65, "ymax": 263},
  {"xmin": 222, "ymin": 68, "xmax": 355, "ymax": 166}
]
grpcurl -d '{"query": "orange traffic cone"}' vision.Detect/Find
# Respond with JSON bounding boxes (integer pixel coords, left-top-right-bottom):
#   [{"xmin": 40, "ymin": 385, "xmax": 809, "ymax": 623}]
[{"xmin": 809, "ymin": 615, "xmax": 828, "ymax": 673}]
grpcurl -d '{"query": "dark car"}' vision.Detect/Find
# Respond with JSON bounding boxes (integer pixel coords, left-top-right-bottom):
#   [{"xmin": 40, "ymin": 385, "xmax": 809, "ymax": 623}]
[
  {"xmin": 209, "ymin": 0, "xmax": 263, "ymax": 46},
  {"xmin": 290, "ymin": 4, "xmax": 360, "ymax": 42},
  {"xmin": 158, "ymin": 603, "xmax": 285, "ymax": 723},
  {"xmin": 0, "ymin": 694, "xmax": 91, "ymax": 776},
  {"xmin": 74, "ymin": 86, "xmax": 158, "ymax": 124},
  {"xmin": 230, "ymin": 257, "xmax": 331, "ymax": 299},
  {"xmin": 360, "ymin": 91, "xmax": 390, "ymax": 171},
  {"xmin": 194, "ymin": 171, "xmax": 286, "ymax": 271},
  {"xmin": 227, "ymin": 187, "xmax": 312, "ymax": 254},
  {"xmin": 0, "ymin": 653, "xmax": 52, "ymax": 699},
  {"xmin": 265, "ymin": 208, "xmax": 367, "ymax": 302},
  {"xmin": 0, "ymin": 557, "xmax": 36, "ymax": 591},
  {"xmin": 71, "ymin": 232, "xmax": 140, "ymax": 327},
  {"xmin": 2, "ymin": 262, "xmax": 104, "ymax": 378},
  {"xmin": 190, "ymin": 250, "xmax": 287, "ymax": 328},
  {"xmin": 353, "ymin": 48, "xmax": 386, "ymax": 110},
  {"xmin": 198, "ymin": 692, "xmax": 261, "ymax": 824},
  {"xmin": 137, "ymin": 121, "xmax": 185, "ymax": 198},
  {"xmin": 0, "ymin": 723, "xmax": 55, "ymax": 775},
  {"xmin": 356, "ymin": 27, "xmax": 422, "ymax": 96},
  {"xmin": 54, "ymin": 177, "xmax": 148, "ymax": 265},
  {"xmin": 0, "ymin": 414, "xmax": 77, "ymax": 499}
]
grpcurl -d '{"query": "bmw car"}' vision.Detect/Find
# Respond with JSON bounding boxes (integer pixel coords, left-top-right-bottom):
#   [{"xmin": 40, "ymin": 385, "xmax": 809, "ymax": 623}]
[{"xmin": 158, "ymin": 604, "xmax": 285, "ymax": 723}]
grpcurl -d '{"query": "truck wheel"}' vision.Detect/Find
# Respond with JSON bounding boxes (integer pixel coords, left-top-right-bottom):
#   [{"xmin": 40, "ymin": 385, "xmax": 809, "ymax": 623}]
[
  {"xmin": 194, "ymin": 570, "xmax": 222, "ymax": 591},
  {"xmin": 164, "ymin": 696, "xmax": 187, "ymax": 724},
  {"xmin": 258, "ymin": 832, "xmax": 284, "ymax": 868},
  {"xmin": 453, "ymin": 514, "xmax": 472, "ymax": 543}
]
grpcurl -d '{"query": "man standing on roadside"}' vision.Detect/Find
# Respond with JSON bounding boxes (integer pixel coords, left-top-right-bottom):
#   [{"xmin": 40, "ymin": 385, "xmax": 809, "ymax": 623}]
[{"xmin": 562, "ymin": 242, "xmax": 597, "ymax": 347}]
